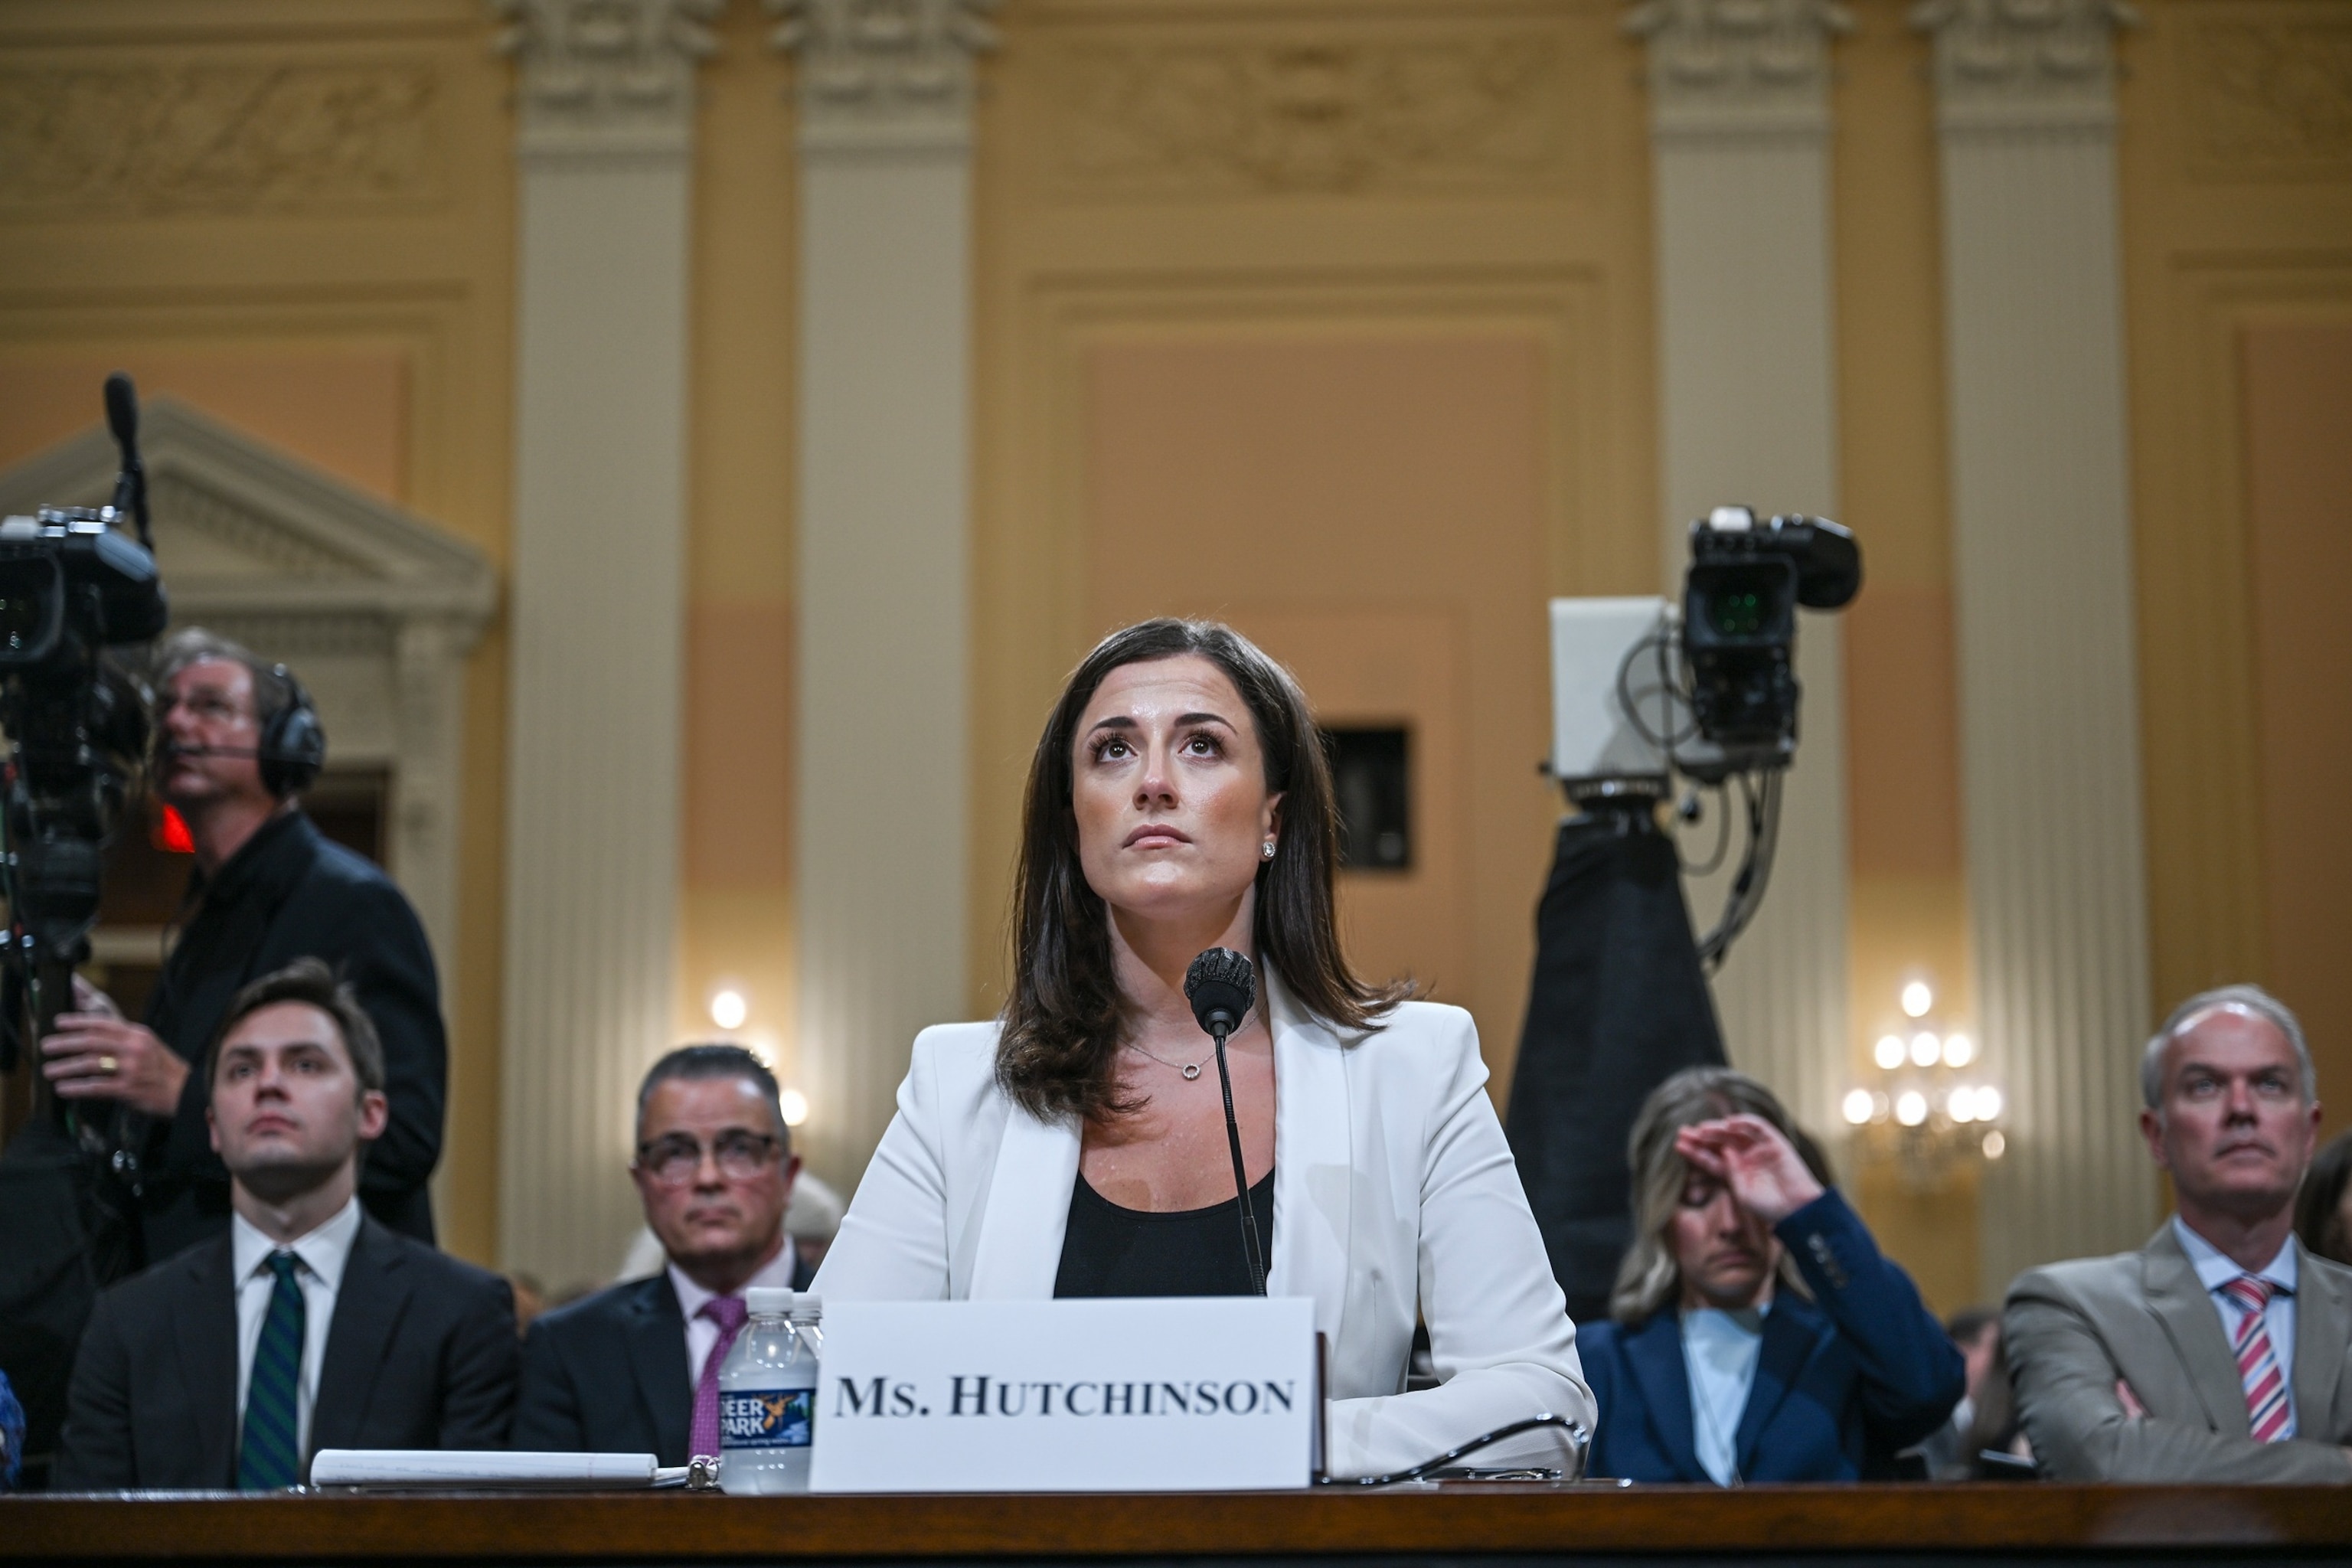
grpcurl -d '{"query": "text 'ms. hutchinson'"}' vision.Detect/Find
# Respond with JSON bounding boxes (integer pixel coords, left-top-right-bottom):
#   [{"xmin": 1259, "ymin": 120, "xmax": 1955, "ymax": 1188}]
[{"xmin": 835, "ymin": 1376, "xmax": 1300, "ymax": 1420}]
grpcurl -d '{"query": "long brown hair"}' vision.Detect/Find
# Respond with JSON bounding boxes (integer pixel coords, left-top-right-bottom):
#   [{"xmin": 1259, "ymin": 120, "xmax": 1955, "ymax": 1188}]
[{"xmin": 997, "ymin": 618, "xmax": 1406, "ymax": 1123}]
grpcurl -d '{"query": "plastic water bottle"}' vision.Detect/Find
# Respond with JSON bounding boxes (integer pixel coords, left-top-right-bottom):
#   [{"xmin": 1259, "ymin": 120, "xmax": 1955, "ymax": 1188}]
[{"xmin": 718, "ymin": 1289, "xmax": 815, "ymax": 1493}]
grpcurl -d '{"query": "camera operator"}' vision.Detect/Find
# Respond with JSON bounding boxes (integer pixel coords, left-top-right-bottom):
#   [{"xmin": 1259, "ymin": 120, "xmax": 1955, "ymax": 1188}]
[{"xmin": 38, "ymin": 629, "xmax": 446, "ymax": 1260}]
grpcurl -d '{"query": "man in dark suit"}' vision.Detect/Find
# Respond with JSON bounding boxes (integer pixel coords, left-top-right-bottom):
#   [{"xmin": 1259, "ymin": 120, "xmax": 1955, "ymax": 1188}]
[
  {"xmin": 513, "ymin": 1045, "xmax": 803, "ymax": 1463},
  {"xmin": 41, "ymin": 629, "xmax": 446, "ymax": 1259},
  {"xmin": 54, "ymin": 960, "xmax": 513, "ymax": 1490},
  {"xmin": 2007, "ymin": 985, "xmax": 2352, "ymax": 1481}
]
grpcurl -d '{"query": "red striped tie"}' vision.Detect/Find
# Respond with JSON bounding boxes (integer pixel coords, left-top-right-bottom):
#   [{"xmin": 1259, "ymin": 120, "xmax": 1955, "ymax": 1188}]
[{"xmin": 2220, "ymin": 1275, "xmax": 2293, "ymax": 1443}]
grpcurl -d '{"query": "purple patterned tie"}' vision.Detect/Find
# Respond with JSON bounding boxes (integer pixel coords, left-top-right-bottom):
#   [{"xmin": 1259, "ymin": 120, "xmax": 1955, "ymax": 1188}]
[
  {"xmin": 688, "ymin": 1295, "xmax": 748, "ymax": 1459},
  {"xmin": 2220, "ymin": 1275, "xmax": 2294, "ymax": 1443}
]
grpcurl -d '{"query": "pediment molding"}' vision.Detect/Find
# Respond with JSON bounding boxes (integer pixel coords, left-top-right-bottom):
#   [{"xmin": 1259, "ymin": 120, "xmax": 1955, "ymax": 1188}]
[
  {"xmin": 0, "ymin": 397, "xmax": 496, "ymax": 634},
  {"xmin": 0, "ymin": 399, "xmax": 498, "ymax": 975}
]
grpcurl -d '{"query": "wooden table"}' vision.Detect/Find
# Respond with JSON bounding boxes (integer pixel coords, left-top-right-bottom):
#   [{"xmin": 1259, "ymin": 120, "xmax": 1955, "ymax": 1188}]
[{"xmin": 4, "ymin": 1485, "xmax": 2350, "ymax": 1564}]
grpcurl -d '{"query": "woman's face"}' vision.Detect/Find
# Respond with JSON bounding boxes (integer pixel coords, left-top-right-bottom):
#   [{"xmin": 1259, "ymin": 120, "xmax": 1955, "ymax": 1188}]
[
  {"xmin": 1071, "ymin": 655, "xmax": 1282, "ymax": 926},
  {"xmin": 1668, "ymin": 1165, "xmax": 1780, "ymax": 1310}
]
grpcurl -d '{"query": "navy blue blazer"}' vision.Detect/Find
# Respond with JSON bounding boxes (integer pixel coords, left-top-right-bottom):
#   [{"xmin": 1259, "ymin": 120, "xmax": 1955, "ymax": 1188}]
[{"xmin": 1579, "ymin": 1189, "xmax": 1962, "ymax": 1483}]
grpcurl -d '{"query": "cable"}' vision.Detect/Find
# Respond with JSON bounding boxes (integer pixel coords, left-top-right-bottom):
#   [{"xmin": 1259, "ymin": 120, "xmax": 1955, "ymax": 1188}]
[{"xmin": 1317, "ymin": 1415, "xmax": 1589, "ymax": 1488}]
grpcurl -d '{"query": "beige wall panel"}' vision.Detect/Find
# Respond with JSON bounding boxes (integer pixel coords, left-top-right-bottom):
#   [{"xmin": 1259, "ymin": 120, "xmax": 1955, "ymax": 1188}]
[
  {"xmin": 2118, "ymin": 0, "xmax": 2352, "ymax": 1060},
  {"xmin": 1083, "ymin": 335, "xmax": 1548, "ymax": 1064},
  {"xmin": 0, "ymin": 0, "xmax": 514, "ymax": 1265},
  {"xmin": 678, "ymin": 4, "xmax": 799, "ymax": 1087},
  {"xmin": 2239, "ymin": 325, "xmax": 2352, "ymax": 1132},
  {"xmin": 969, "ymin": 2, "xmax": 1660, "ymax": 1114}
]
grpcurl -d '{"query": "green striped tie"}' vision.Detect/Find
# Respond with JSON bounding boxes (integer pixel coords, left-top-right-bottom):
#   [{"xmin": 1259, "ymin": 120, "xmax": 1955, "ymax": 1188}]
[{"xmin": 238, "ymin": 1252, "xmax": 305, "ymax": 1490}]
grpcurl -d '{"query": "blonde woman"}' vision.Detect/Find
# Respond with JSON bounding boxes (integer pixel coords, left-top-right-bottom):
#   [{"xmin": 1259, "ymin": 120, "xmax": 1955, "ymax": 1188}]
[{"xmin": 1577, "ymin": 1067, "xmax": 1960, "ymax": 1483}]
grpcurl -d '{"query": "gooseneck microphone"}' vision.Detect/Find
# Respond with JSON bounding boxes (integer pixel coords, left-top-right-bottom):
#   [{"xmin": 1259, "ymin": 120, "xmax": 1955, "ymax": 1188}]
[
  {"xmin": 103, "ymin": 371, "xmax": 152, "ymax": 548},
  {"xmin": 1184, "ymin": 946, "xmax": 1268, "ymax": 1296}
]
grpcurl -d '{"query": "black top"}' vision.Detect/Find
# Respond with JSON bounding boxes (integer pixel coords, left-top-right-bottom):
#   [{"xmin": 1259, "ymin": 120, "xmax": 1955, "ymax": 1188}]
[
  {"xmin": 1054, "ymin": 1166, "xmax": 1276, "ymax": 1298},
  {"xmin": 142, "ymin": 808, "xmax": 446, "ymax": 1259}
]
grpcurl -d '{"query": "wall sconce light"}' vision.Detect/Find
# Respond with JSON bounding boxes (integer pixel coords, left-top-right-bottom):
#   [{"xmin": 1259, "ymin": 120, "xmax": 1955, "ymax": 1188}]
[
  {"xmin": 1844, "ymin": 979, "xmax": 2004, "ymax": 1190},
  {"xmin": 778, "ymin": 1088, "xmax": 810, "ymax": 1128},
  {"xmin": 710, "ymin": 988, "xmax": 749, "ymax": 1031}
]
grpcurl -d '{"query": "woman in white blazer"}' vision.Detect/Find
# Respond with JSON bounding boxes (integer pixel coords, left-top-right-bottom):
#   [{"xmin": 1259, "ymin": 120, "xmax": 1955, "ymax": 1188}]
[{"xmin": 814, "ymin": 618, "xmax": 1592, "ymax": 1479}]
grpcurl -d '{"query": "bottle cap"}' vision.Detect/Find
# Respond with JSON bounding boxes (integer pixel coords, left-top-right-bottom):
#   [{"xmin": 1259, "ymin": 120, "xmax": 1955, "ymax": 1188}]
[
  {"xmin": 788, "ymin": 1291, "xmax": 822, "ymax": 1320},
  {"xmin": 744, "ymin": 1287, "xmax": 795, "ymax": 1317}
]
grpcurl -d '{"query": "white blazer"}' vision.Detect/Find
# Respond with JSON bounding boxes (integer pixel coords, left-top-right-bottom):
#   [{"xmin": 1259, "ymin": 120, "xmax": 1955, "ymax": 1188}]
[{"xmin": 812, "ymin": 969, "xmax": 1595, "ymax": 1478}]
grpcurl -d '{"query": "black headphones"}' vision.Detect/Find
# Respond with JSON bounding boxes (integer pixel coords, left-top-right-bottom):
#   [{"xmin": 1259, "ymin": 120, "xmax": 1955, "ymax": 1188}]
[{"xmin": 259, "ymin": 663, "xmax": 327, "ymax": 799}]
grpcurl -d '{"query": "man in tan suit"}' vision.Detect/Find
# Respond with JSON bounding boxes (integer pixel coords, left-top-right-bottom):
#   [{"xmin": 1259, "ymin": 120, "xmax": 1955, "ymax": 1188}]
[{"xmin": 2007, "ymin": 985, "xmax": 2352, "ymax": 1482}]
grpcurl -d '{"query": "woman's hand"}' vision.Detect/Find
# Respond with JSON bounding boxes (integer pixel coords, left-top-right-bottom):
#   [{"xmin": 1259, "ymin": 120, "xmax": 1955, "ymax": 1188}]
[{"xmin": 1674, "ymin": 1113, "xmax": 1824, "ymax": 1226}]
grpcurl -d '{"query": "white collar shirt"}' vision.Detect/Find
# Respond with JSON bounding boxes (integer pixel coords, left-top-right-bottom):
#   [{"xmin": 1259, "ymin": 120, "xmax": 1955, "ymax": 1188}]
[
  {"xmin": 1680, "ymin": 1302, "xmax": 1769, "ymax": 1487},
  {"xmin": 2174, "ymin": 1216, "xmax": 2298, "ymax": 1436},
  {"xmin": 670, "ymin": 1246, "xmax": 800, "ymax": 1392},
  {"xmin": 231, "ymin": 1195, "xmax": 364, "ymax": 1463}
]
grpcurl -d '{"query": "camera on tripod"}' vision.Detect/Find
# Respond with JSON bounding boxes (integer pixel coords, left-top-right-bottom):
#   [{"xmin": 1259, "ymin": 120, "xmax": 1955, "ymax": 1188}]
[{"xmin": 1544, "ymin": 505, "xmax": 1860, "ymax": 965}]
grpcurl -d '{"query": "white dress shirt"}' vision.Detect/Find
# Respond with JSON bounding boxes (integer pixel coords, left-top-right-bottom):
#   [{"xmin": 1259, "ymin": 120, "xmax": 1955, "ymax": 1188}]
[
  {"xmin": 1681, "ymin": 1303, "xmax": 1769, "ymax": 1486},
  {"xmin": 232, "ymin": 1195, "xmax": 363, "ymax": 1462},
  {"xmin": 671, "ymin": 1246, "xmax": 801, "ymax": 1392},
  {"xmin": 2174, "ymin": 1216, "xmax": 2299, "ymax": 1434}
]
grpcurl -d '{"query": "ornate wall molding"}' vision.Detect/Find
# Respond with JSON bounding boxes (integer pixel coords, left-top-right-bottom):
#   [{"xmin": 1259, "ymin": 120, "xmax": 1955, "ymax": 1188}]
[
  {"xmin": 2190, "ymin": 21, "xmax": 2352, "ymax": 178},
  {"xmin": 769, "ymin": 0, "xmax": 998, "ymax": 153},
  {"xmin": 0, "ymin": 62, "xmax": 444, "ymax": 218},
  {"xmin": 1625, "ymin": 0, "xmax": 1852, "ymax": 138},
  {"xmin": 492, "ymin": 0, "xmax": 721, "ymax": 158},
  {"xmin": 1912, "ymin": 0, "xmax": 2137, "ymax": 132},
  {"xmin": 1044, "ymin": 34, "xmax": 1571, "ymax": 198}
]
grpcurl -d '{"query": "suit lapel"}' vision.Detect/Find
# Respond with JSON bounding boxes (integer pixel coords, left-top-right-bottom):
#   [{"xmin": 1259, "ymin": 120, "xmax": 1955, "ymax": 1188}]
[
  {"xmin": 1734, "ymin": 1297, "xmax": 1824, "ymax": 1478},
  {"xmin": 172, "ymin": 1238, "xmax": 241, "ymax": 1486},
  {"xmin": 1624, "ymin": 1315, "xmax": 1702, "ymax": 1481},
  {"xmin": 2291, "ymin": 1241, "xmax": 2350, "ymax": 1439},
  {"xmin": 1266, "ymin": 969, "xmax": 1351, "ymax": 1344},
  {"xmin": 313, "ymin": 1220, "xmax": 415, "ymax": 1458},
  {"xmin": 627, "ymin": 1276, "xmax": 694, "ymax": 1462},
  {"xmin": 2142, "ymin": 1225, "xmax": 2239, "ymax": 1434},
  {"xmin": 969, "ymin": 1099, "xmax": 1080, "ymax": 1298}
]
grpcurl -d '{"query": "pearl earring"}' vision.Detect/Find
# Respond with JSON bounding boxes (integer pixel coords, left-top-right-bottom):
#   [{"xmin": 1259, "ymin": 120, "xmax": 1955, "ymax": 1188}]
[{"xmin": 1262, "ymin": 841, "xmax": 1277, "ymax": 861}]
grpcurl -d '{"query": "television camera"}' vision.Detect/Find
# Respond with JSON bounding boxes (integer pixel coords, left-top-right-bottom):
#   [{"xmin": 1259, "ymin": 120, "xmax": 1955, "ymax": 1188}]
[
  {"xmin": 0, "ymin": 374, "xmax": 169, "ymax": 1218},
  {"xmin": 1546, "ymin": 506, "xmax": 1860, "ymax": 964}
]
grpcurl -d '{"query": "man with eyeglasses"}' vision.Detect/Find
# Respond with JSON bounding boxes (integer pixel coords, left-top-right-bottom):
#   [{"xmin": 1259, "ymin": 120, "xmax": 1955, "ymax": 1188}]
[
  {"xmin": 39, "ymin": 627, "xmax": 446, "ymax": 1263},
  {"xmin": 511, "ymin": 1044, "xmax": 805, "ymax": 1462}
]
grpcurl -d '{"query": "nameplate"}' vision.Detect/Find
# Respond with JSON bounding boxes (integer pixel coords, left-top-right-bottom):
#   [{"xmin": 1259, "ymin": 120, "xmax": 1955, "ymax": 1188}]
[{"xmin": 810, "ymin": 1297, "xmax": 1318, "ymax": 1492}]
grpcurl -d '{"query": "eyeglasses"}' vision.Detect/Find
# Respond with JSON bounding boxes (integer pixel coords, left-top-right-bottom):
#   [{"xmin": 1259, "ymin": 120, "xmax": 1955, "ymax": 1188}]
[
  {"xmin": 155, "ymin": 691, "xmax": 253, "ymax": 727},
  {"xmin": 634, "ymin": 1130, "xmax": 780, "ymax": 1185}
]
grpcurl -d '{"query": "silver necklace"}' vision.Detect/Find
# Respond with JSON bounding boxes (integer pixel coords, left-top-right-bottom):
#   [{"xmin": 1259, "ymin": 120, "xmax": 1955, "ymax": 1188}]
[
  {"xmin": 1126, "ymin": 1042, "xmax": 1209, "ymax": 1080},
  {"xmin": 1125, "ymin": 1011, "xmax": 1253, "ymax": 1081}
]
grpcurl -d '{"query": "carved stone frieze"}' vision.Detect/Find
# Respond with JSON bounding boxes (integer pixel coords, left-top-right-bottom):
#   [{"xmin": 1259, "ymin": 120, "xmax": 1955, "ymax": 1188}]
[
  {"xmin": 0, "ymin": 62, "xmax": 442, "ymax": 217},
  {"xmin": 1046, "ymin": 33, "xmax": 1571, "ymax": 197},
  {"xmin": 768, "ymin": 0, "xmax": 999, "ymax": 152},
  {"xmin": 152, "ymin": 472, "xmax": 375, "ymax": 580},
  {"xmin": 2190, "ymin": 21, "xmax": 2352, "ymax": 176},
  {"xmin": 1912, "ymin": 0, "xmax": 2137, "ymax": 129},
  {"xmin": 1624, "ymin": 0, "xmax": 1853, "ymax": 136},
  {"xmin": 492, "ymin": 0, "xmax": 722, "ymax": 156}
]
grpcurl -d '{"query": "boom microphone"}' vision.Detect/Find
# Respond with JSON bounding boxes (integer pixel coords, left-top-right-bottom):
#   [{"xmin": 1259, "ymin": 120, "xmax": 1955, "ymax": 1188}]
[
  {"xmin": 103, "ymin": 371, "xmax": 151, "ymax": 548},
  {"xmin": 1184, "ymin": 947, "xmax": 1267, "ymax": 1295}
]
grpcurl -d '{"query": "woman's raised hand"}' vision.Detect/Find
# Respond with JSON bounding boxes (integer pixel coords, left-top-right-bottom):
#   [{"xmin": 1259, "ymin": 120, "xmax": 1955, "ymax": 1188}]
[{"xmin": 1673, "ymin": 1113, "xmax": 1824, "ymax": 1225}]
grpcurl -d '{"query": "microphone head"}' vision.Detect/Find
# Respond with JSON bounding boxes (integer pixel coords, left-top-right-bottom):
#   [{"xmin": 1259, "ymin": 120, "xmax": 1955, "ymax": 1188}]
[
  {"xmin": 1184, "ymin": 947, "xmax": 1256, "ymax": 1038},
  {"xmin": 104, "ymin": 372, "xmax": 139, "ymax": 445}
]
